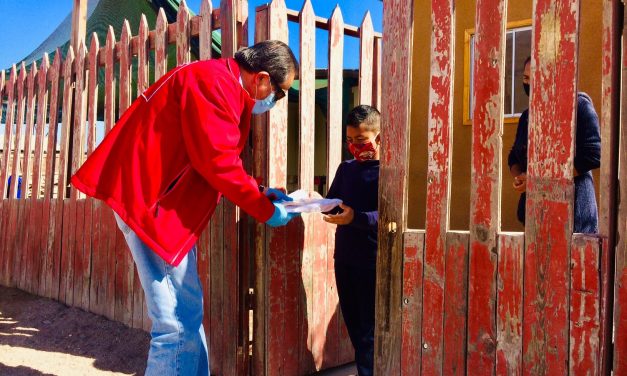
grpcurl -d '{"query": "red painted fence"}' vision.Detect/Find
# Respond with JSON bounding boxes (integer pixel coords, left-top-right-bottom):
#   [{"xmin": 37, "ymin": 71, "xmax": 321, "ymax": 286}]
[
  {"xmin": 0, "ymin": 0, "xmax": 381, "ymax": 374},
  {"xmin": 376, "ymin": 0, "xmax": 624, "ymax": 375}
]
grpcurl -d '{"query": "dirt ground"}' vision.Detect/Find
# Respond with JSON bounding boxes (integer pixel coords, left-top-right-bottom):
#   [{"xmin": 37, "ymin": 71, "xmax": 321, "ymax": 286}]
[
  {"xmin": 0, "ymin": 285, "xmax": 149, "ymax": 376},
  {"xmin": 0, "ymin": 285, "xmax": 357, "ymax": 376}
]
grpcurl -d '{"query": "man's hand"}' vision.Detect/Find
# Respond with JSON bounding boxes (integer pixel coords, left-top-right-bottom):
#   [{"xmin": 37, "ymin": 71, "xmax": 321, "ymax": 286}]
[
  {"xmin": 323, "ymin": 203, "xmax": 354, "ymax": 225},
  {"xmin": 265, "ymin": 202, "xmax": 299, "ymax": 227},
  {"xmin": 262, "ymin": 186, "xmax": 292, "ymax": 202},
  {"xmin": 513, "ymin": 172, "xmax": 527, "ymax": 193}
]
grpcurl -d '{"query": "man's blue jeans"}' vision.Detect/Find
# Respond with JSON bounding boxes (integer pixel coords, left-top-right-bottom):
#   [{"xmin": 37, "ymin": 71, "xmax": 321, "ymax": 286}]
[{"xmin": 114, "ymin": 213, "xmax": 209, "ymax": 376}]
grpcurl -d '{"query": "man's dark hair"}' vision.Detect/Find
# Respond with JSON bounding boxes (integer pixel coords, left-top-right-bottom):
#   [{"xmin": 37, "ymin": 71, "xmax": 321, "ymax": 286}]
[
  {"xmin": 524, "ymin": 56, "xmax": 531, "ymax": 68},
  {"xmin": 346, "ymin": 105, "xmax": 381, "ymax": 132},
  {"xmin": 234, "ymin": 40, "xmax": 299, "ymax": 85}
]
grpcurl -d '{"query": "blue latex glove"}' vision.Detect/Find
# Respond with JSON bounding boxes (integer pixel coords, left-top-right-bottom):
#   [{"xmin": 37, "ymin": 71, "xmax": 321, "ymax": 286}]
[
  {"xmin": 263, "ymin": 187, "xmax": 292, "ymax": 202},
  {"xmin": 266, "ymin": 202, "xmax": 300, "ymax": 227}
]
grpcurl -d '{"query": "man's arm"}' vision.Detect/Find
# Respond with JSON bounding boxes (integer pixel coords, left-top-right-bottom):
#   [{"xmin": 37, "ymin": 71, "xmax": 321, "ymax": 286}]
[{"xmin": 179, "ymin": 72, "xmax": 275, "ymax": 223}]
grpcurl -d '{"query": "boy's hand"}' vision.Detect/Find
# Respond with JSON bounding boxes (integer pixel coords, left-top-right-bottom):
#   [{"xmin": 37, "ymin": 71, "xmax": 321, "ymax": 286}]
[
  {"xmin": 513, "ymin": 173, "xmax": 527, "ymax": 193},
  {"xmin": 323, "ymin": 203, "xmax": 354, "ymax": 225}
]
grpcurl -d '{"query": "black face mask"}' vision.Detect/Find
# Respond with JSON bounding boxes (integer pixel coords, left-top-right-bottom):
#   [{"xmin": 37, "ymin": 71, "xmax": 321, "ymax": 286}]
[{"xmin": 523, "ymin": 83, "xmax": 530, "ymax": 97}]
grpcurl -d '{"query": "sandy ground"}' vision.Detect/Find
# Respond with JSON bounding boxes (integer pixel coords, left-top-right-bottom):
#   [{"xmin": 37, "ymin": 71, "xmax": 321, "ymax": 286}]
[
  {"xmin": 0, "ymin": 285, "xmax": 149, "ymax": 375},
  {"xmin": 0, "ymin": 285, "xmax": 357, "ymax": 376}
]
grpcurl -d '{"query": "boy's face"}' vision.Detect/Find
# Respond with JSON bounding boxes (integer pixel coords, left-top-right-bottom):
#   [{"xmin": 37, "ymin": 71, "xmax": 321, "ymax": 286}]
[{"xmin": 346, "ymin": 124, "xmax": 380, "ymax": 160}]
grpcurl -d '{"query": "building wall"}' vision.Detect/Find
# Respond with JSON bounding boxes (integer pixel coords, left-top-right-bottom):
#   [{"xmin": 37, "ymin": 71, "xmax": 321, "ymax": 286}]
[{"xmin": 408, "ymin": 0, "xmax": 602, "ymax": 231}]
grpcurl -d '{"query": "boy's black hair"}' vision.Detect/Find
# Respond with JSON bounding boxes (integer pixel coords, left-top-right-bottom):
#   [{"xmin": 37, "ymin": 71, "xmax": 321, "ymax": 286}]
[
  {"xmin": 524, "ymin": 56, "xmax": 532, "ymax": 68},
  {"xmin": 346, "ymin": 105, "xmax": 381, "ymax": 132},
  {"xmin": 234, "ymin": 40, "xmax": 299, "ymax": 86}
]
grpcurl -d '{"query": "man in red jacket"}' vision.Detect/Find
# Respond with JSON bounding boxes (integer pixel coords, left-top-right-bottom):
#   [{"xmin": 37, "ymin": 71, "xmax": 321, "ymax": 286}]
[{"xmin": 72, "ymin": 40, "xmax": 298, "ymax": 376}]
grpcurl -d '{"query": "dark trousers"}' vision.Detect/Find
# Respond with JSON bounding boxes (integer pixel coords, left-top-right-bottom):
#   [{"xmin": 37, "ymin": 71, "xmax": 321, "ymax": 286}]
[{"xmin": 335, "ymin": 262, "xmax": 376, "ymax": 376}]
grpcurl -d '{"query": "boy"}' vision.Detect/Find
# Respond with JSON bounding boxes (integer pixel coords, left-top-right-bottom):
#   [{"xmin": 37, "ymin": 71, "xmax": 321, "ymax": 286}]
[{"xmin": 323, "ymin": 105, "xmax": 380, "ymax": 376}]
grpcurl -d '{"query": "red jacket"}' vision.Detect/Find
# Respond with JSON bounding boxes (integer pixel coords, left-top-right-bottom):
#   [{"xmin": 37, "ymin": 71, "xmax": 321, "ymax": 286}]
[{"xmin": 71, "ymin": 58, "xmax": 275, "ymax": 266}]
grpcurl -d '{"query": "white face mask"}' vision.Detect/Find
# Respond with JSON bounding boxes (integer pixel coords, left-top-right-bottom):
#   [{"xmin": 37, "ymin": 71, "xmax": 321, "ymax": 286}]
[{"xmin": 251, "ymin": 92, "xmax": 276, "ymax": 114}]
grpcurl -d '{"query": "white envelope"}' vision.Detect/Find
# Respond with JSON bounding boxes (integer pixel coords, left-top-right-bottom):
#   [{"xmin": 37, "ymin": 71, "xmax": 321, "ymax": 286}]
[{"xmin": 282, "ymin": 189, "xmax": 342, "ymax": 213}]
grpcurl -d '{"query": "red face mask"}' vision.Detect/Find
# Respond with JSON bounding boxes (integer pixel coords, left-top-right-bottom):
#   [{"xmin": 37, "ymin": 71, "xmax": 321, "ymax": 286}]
[{"xmin": 348, "ymin": 141, "xmax": 378, "ymax": 162}]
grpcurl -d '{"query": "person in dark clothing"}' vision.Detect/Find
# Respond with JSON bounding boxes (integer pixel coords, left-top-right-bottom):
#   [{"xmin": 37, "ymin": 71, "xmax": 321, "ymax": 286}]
[
  {"xmin": 508, "ymin": 57, "xmax": 601, "ymax": 233},
  {"xmin": 324, "ymin": 105, "xmax": 380, "ymax": 376}
]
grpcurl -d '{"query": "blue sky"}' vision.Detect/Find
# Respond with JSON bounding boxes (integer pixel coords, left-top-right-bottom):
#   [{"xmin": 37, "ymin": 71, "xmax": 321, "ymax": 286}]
[{"xmin": 0, "ymin": 0, "xmax": 382, "ymax": 69}]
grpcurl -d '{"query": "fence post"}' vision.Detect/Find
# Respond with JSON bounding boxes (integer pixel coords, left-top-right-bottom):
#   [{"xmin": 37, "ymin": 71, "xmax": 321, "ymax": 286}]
[
  {"xmin": 374, "ymin": 0, "xmax": 414, "ymax": 374},
  {"xmin": 467, "ymin": 0, "xmax": 507, "ymax": 373},
  {"xmin": 522, "ymin": 0, "xmax": 580, "ymax": 374},
  {"xmin": 613, "ymin": 0, "xmax": 627, "ymax": 373},
  {"xmin": 71, "ymin": 0, "xmax": 88, "ymax": 53}
]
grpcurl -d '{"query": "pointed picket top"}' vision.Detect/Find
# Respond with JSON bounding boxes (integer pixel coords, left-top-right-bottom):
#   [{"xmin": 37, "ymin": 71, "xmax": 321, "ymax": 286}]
[
  {"xmin": 155, "ymin": 7, "xmax": 169, "ymax": 80},
  {"xmin": 89, "ymin": 32, "xmax": 100, "ymax": 56},
  {"xmin": 199, "ymin": 0, "xmax": 213, "ymax": 60},
  {"xmin": 330, "ymin": 5, "xmax": 344, "ymax": 31},
  {"xmin": 359, "ymin": 10, "xmax": 374, "ymax": 106},
  {"xmin": 0, "ymin": 69, "xmax": 4, "ymax": 96},
  {"xmin": 138, "ymin": 14, "xmax": 150, "ymax": 95},
  {"xmin": 177, "ymin": 0, "xmax": 191, "ymax": 65},
  {"xmin": 119, "ymin": 19, "xmax": 132, "ymax": 114},
  {"xmin": 106, "ymin": 25, "xmax": 116, "ymax": 55},
  {"xmin": 301, "ymin": 0, "xmax": 314, "ymax": 16},
  {"xmin": 50, "ymin": 48, "xmax": 62, "ymax": 82},
  {"xmin": 22, "ymin": 61, "xmax": 39, "ymax": 198},
  {"xmin": 0, "ymin": 64, "xmax": 18, "ymax": 198},
  {"xmin": 32, "ymin": 53, "xmax": 50, "ymax": 199},
  {"xmin": 63, "ymin": 46, "xmax": 75, "ymax": 78},
  {"xmin": 268, "ymin": 0, "xmax": 288, "ymax": 42},
  {"xmin": 104, "ymin": 26, "xmax": 116, "ymax": 134},
  {"xmin": 18, "ymin": 61, "xmax": 27, "ymax": 85}
]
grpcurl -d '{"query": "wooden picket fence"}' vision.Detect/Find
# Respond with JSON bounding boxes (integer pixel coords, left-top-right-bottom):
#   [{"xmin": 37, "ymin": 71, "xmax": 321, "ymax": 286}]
[
  {"xmin": 0, "ymin": 0, "xmax": 382, "ymax": 375},
  {"xmin": 375, "ymin": 0, "xmax": 625, "ymax": 375}
]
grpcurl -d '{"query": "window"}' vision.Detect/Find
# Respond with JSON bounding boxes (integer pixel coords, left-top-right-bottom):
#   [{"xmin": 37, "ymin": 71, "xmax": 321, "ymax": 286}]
[{"xmin": 463, "ymin": 20, "xmax": 532, "ymax": 125}]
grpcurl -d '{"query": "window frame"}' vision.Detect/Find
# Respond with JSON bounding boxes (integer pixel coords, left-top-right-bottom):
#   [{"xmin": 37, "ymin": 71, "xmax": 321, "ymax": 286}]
[{"xmin": 463, "ymin": 19, "xmax": 533, "ymax": 126}]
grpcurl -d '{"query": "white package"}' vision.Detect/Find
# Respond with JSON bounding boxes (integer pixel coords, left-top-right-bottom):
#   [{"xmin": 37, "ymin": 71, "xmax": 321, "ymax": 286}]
[{"xmin": 282, "ymin": 189, "xmax": 342, "ymax": 213}]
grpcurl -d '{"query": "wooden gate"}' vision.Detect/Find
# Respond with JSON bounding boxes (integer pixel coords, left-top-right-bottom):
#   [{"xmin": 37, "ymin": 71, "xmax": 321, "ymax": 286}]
[
  {"xmin": 250, "ymin": 1, "xmax": 381, "ymax": 374},
  {"xmin": 375, "ymin": 0, "xmax": 625, "ymax": 375}
]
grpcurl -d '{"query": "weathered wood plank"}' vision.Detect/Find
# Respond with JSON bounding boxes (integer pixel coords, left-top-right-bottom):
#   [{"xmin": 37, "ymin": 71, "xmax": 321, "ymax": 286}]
[
  {"xmin": 22, "ymin": 62, "xmax": 38, "ymax": 201},
  {"xmin": 103, "ymin": 27, "xmax": 116, "ymax": 134},
  {"xmin": 9, "ymin": 64, "xmax": 28, "ymax": 289},
  {"xmin": 137, "ymin": 16, "xmax": 149, "ymax": 96},
  {"xmin": 358, "ymin": 11, "xmax": 374, "ymax": 106},
  {"xmin": 209, "ymin": 200, "xmax": 225, "ymax": 375},
  {"xmin": 252, "ymin": 7, "xmax": 269, "ymax": 375},
  {"xmin": 21, "ymin": 63, "xmax": 38, "ymax": 293},
  {"xmin": 9, "ymin": 63, "xmax": 27, "ymax": 199},
  {"xmin": 57, "ymin": 45, "xmax": 78, "ymax": 306},
  {"xmin": 299, "ymin": 0, "xmax": 315, "ymax": 193},
  {"xmin": 32, "ymin": 57, "xmax": 50, "ymax": 297},
  {"xmin": 442, "ymin": 231, "xmax": 469, "ymax": 375},
  {"xmin": 467, "ymin": 0, "xmax": 507, "ymax": 373},
  {"xmin": 114, "ymin": 20, "xmax": 134, "ymax": 328},
  {"xmin": 372, "ymin": 36, "xmax": 382, "ymax": 111},
  {"xmin": 613, "ymin": 3, "xmax": 627, "ymax": 370},
  {"xmin": 70, "ymin": 42, "xmax": 89, "ymax": 310},
  {"xmin": 326, "ymin": 6, "xmax": 343, "ymax": 193},
  {"xmin": 155, "ymin": 8, "xmax": 168, "ymax": 81},
  {"xmin": 177, "ymin": 1, "xmax": 191, "ymax": 65},
  {"xmin": 374, "ymin": 0, "xmax": 414, "ymax": 375},
  {"xmin": 220, "ymin": 0, "xmax": 237, "ymax": 59},
  {"xmin": 421, "ymin": 0, "xmax": 454, "ymax": 374},
  {"xmin": 599, "ymin": 1, "xmax": 620, "ymax": 374},
  {"xmin": 523, "ymin": 1, "xmax": 580, "ymax": 374},
  {"xmin": 199, "ymin": 0, "xmax": 214, "ymax": 60},
  {"xmin": 32, "ymin": 55, "xmax": 50, "ymax": 201},
  {"xmin": 298, "ymin": 4, "xmax": 316, "ymax": 369},
  {"xmin": 496, "ymin": 233, "xmax": 524, "ymax": 376},
  {"xmin": 569, "ymin": 234, "xmax": 601, "ymax": 375},
  {"xmin": 42, "ymin": 51, "xmax": 62, "ymax": 300},
  {"xmin": 401, "ymin": 230, "xmax": 425, "ymax": 375},
  {"xmin": 0, "ymin": 65, "xmax": 16, "ymax": 201}
]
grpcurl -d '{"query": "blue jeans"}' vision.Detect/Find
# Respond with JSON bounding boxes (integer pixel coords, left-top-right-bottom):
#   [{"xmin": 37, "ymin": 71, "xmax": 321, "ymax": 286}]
[{"xmin": 114, "ymin": 213, "xmax": 209, "ymax": 376}]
